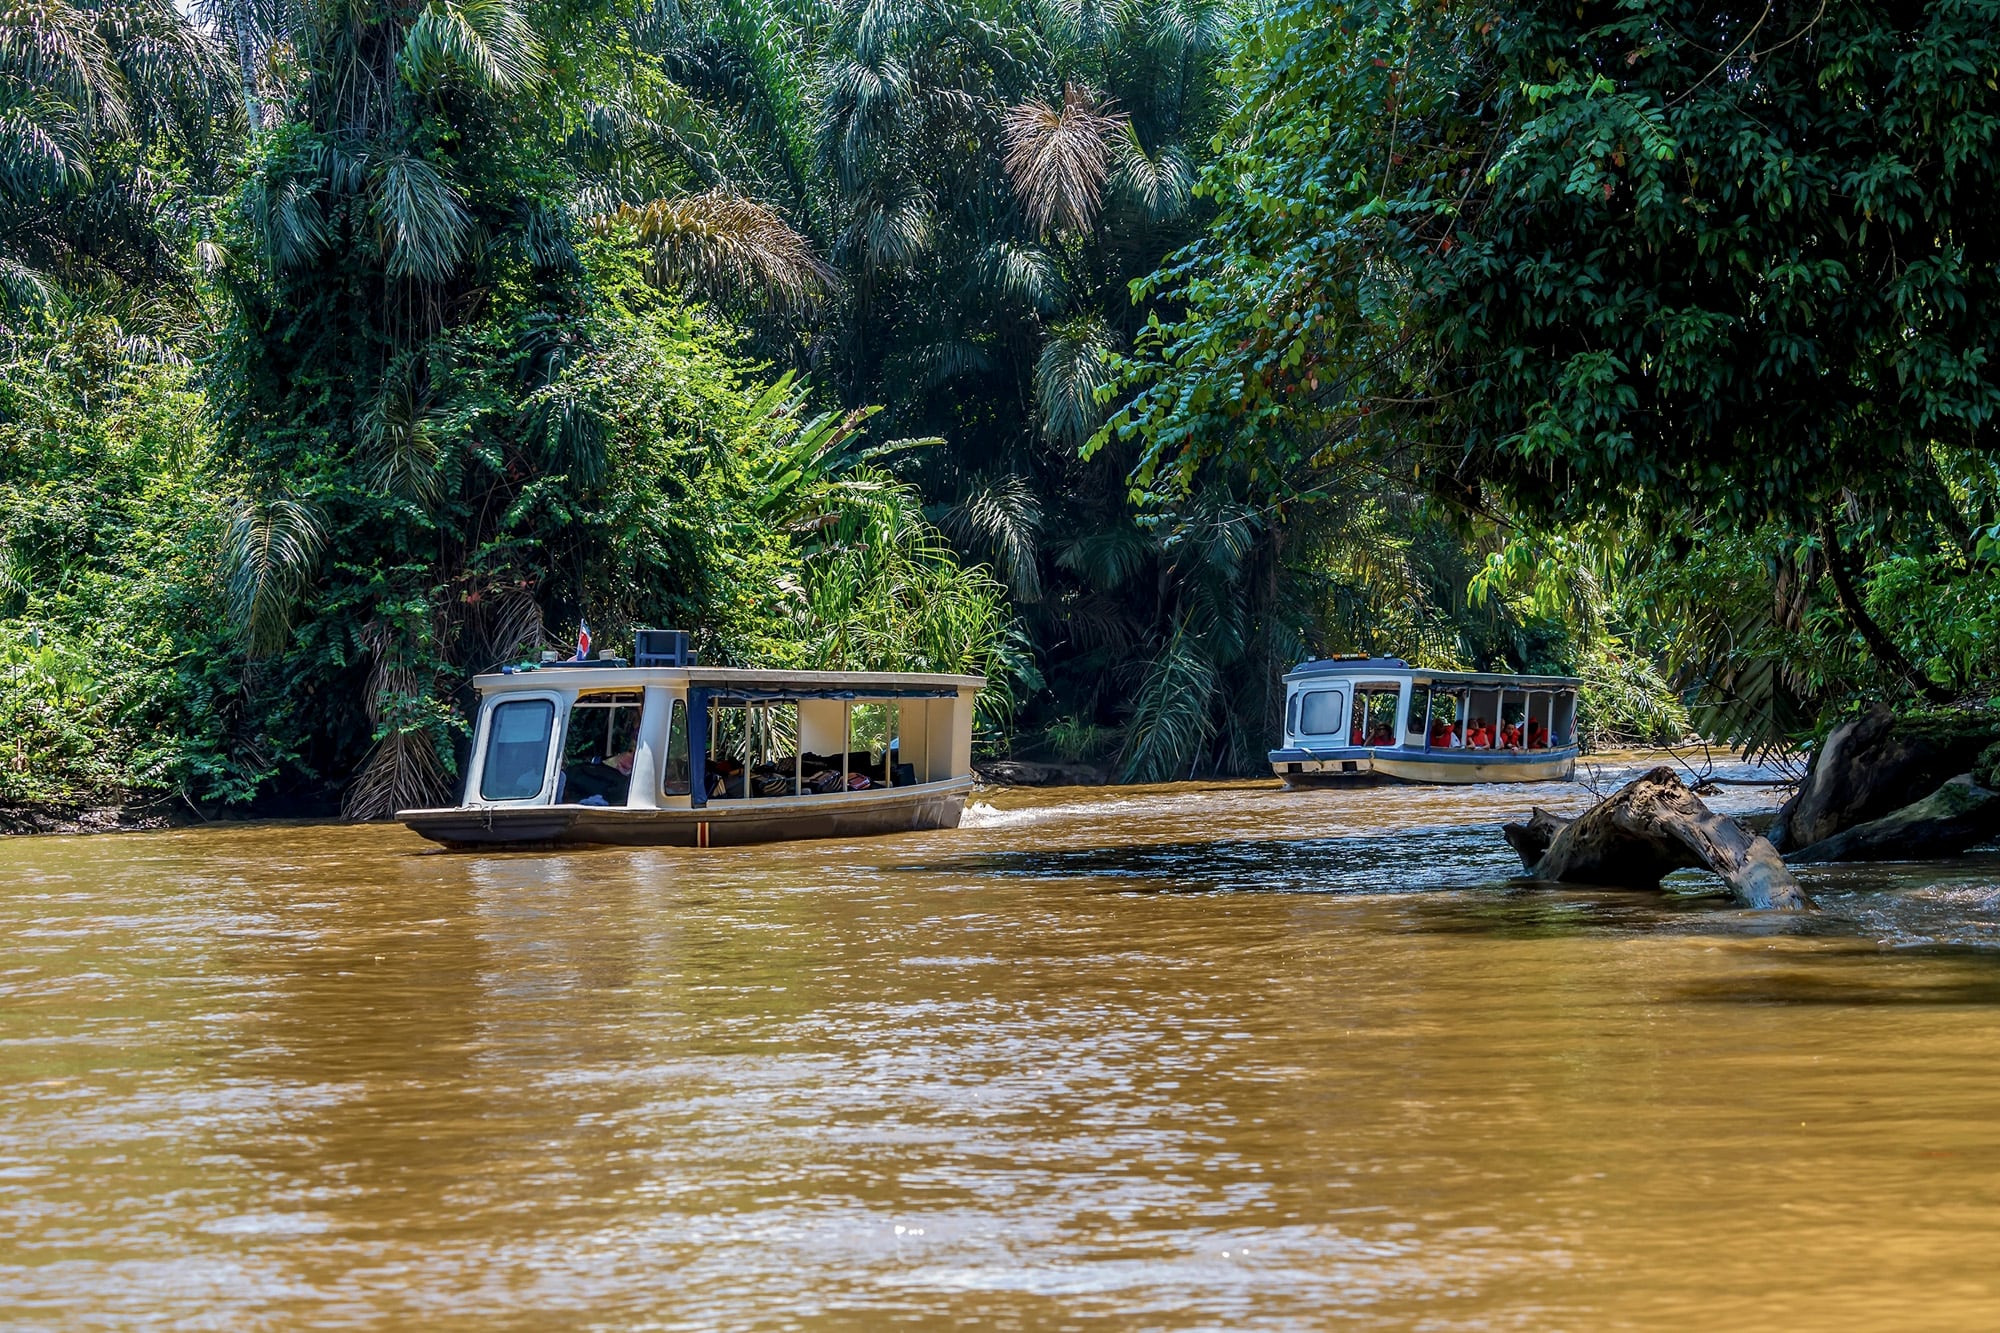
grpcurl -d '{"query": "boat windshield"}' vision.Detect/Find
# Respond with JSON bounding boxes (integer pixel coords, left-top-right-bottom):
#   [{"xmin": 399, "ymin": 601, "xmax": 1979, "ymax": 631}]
[
  {"xmin": 480, "ymin": 698, "xmax": 556, "ymax": 800},
  {"xmin": 1297, "ymin": 689, "xmax": 1345, "ymax": 737}
]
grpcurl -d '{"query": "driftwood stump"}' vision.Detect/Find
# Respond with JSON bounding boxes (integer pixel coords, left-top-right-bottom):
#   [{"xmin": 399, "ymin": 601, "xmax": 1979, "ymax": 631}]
[
  {"xmin": 1770, "ymin": 705, "xmax": 2000, "ymax": 850},
  {"xmin": 1787, "ymin": 774, "xmax": 2000, "ymax": 864},
  {"xmin": 1507, "ymin": 767, "xmax": 1812, "ymax": 911},
  {"xmin": 1502, "ymin": 806, "xmax": 1568, "ymax": 871}
]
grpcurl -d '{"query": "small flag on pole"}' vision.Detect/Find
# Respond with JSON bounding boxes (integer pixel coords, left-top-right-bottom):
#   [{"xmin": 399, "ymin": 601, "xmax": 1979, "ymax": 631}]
[{"xmin": 574, "ymin": 620, "xmax": 592, "ymax": 661}]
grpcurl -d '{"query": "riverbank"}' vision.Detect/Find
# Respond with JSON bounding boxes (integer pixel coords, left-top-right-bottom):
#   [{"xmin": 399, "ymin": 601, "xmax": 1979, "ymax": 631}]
[
  {"xmin": 0, "ymin": 747, "xmax": 1783, "ymax": 838},
  {"xmin": 0, "ymin": 803, "xmax": 184, "ymax": 837}
]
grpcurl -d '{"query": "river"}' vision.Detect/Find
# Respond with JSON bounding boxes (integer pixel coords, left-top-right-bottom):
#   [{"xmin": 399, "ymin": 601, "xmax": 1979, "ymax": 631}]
[{"xmin": 5, "ymin": 756, "xmax": 2000, "ymax": 1328}]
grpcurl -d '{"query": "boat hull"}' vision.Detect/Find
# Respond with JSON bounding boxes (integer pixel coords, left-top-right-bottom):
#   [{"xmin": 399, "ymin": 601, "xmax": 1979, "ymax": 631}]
[
  {"xmin": 398, "ymin": 779, "xmax": 973, "ymax": 849},
  {"xmin": 1270, "ymin": 746, "xmax": 1577, "ymax": 787}
]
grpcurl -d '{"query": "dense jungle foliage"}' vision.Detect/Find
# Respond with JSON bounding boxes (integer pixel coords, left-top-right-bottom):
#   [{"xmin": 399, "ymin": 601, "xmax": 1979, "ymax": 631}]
[{"xmin": 3, "ymin": 0, "xmax": 1997, "ymax": 816}]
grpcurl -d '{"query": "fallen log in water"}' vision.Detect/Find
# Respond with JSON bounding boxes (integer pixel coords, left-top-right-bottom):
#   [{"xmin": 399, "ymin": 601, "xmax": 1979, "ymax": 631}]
[
  {"xmin": 1502, "ymin": 806, "xmax": 1568, "ymax": 871},
  {"xmin": 1503, "ymin": 767, "xmax": 1813, "ymax": 911},
  {"xmin": 1786, "ymin": 773, "xmax": 2000, "ymax": 864}
]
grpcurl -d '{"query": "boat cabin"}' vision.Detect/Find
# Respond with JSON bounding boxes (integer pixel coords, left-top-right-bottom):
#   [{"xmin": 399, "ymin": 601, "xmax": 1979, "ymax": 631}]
[
  {"xmin": 1270, "ymin": 657, "xmax": 1582, "ymax": 786},
  {"xmin": 401, "ymin": 637, "xmax": 982, "ymax": 847}
]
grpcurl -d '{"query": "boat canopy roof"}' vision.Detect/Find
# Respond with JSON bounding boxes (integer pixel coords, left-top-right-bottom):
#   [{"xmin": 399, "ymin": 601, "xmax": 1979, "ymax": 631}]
[
  {"xmin": 1283, "ymin": 658, "xmax": 1580, "ymax": 689},
  {"xmin": 473, "ymin": 663, "xmax": 984, "ymax": 697}
]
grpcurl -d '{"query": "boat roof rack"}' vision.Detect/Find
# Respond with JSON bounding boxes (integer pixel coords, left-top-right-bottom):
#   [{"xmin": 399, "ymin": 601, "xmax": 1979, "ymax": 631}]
[
  {"xmin": 1290, "ymin": 656, "xmax": 1410, "ymax": 674},
  {"xmin": 1284, "ymin": 658, "xmax": 1580, "ymax": 687}
]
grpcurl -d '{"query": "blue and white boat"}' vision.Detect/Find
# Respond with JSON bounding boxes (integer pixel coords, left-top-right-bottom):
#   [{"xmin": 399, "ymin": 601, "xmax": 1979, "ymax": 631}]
[{"xmin": 1269, "ymin": 657, "xmax": 1581, "ymax": 786}]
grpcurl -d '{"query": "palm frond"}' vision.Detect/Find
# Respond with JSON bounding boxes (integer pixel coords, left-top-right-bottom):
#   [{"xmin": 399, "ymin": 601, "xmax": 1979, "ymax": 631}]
[
  {"xmin": 0, "ymin": 101, "xmax": 95, "ymax": 201},
  {"xmin": 0, "ymin": 0, "xmax": 131, "ymax": 135},
  {"xmin": 372, "ymin": 153, "xmax": 469, "ymax": 282},
  {"xmin": 1141, "ymin": 0, "xmax": 1231, "ymax": 61},
  {"xmin": 897, "ymin": 331, "xmax": 993, "ymax": 392},
  {"xmin": 1001, "ymin": 82, "xmax": 1125, "ymax": 233},
  {"xmin": 1053, "ymin": 522, "xmax": 1151, "ymax": 591},
  {"xmin": 397, "ymin": 0, "xmax": 540, "ymax": 92},
  {"xmin": 0, "ymin": 254, "xmax": 56, "ymax": 312},
  {"xmin": 524, "ymin": 374, "xmax": 609, "ymax": 488},
  {"xmin": 1118, "ymin": 621, "xmax": 1217, "ymax": 782},
  {"xmin": 342, "ymin": 726, "xmax": 452, "ymax": 819},
  {"xmin": 972, "ymin": 239, "xmax": 1062, "ymax": 312},
  {"xmin": 942, "ymin": 472, "xmax": 1043, "ymax": 602},
  {"xmin": 600, "ymin": 189, "xmax": 833, "ymax": 311},
  {"xmin": 223, "ymin": 495, "xmax": 324, "ymax": 656},
  {"xmin": 843, "ymin": 184, "xmax": 932, "ymax": 270},
  {"xmin": 1109, "ymin": 123, "xmax": 1191, "ymax": 222},
  {"xmin": 1034, "ymin": 312, "xmax": 1115, "ymax": 448},
  {"xmin": 245, "ymin": 170, "xmax": 327, "ymax": 270},
  {"xmin": 360, "ymin": 356, "xmax": 444, "ymax": 506},
  {"xmin": 478, "ymin": 588, "xmax": 545, "ymax": 666}
]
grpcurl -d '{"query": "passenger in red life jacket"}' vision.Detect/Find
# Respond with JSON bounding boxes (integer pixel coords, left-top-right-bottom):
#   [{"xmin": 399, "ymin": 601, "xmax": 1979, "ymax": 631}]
[
  {"xmin": 1467, "ymin": 718, "xmax": 1493, "ymax": 748},
  {"xmin": 1430, "ymin": 717, "xmax": 1455, "ymax": 746},
  {"xmin": 1528, "ymin": 718, "xmax": 1550, "ymax": 747},
  {"xmin": 1499, "ymin": 721, "xmax": 1522, "ymax": 748}
]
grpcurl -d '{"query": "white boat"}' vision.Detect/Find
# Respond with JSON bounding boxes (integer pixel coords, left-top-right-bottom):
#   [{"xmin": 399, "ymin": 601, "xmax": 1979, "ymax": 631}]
[
  {"xmin": 1270, "ymin": 657, "xmax": 1581, "ymax": 786},
  {"xmin": 400, "ymin": 630, "xmax": 982, "ymax": 848}
]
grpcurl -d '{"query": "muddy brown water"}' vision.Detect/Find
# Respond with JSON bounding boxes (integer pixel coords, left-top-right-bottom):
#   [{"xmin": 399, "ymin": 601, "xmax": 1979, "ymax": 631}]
[{"xmin": 5, "ymin": 755, "xmax": 2000, "ymax": 1329}]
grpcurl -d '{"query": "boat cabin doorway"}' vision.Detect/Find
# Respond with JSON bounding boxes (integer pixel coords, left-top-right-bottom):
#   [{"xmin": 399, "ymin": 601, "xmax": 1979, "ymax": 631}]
[{"xmin": 561, "ymin": 689, "xmax": 642, "ymax": 805}]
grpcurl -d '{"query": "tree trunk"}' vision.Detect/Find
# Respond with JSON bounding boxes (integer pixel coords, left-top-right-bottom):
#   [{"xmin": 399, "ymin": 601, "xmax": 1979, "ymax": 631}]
[
  {"xmin": 232, "ymin": 0, "xmax": 262, "ymax": 140},
  {"xmin": 1518, "ymin": 767, "xmax": 1812, "ymax": 911},
  {"xmin": 1817, "ymin": 520, "xmax": 1951, "ymax": 704},
  {"xmin": 1786, "ymin": 774, "xmax": 2000, "ymax": 863}
]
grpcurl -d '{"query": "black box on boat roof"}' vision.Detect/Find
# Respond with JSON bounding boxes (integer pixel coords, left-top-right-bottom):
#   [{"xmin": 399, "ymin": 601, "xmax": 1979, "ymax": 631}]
[{"xmin": 634, "ymin": 628, "xmax": 695, "ymax": 667}]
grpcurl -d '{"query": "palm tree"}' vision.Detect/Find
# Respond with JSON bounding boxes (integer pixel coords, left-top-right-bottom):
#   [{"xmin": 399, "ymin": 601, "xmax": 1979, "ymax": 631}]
[
  {"xmin": 0, "ymin": 0, "xmax": 236, "ymax": 312},
  {"xmin": 211, "ymin": 0, "xmax": 856, "ymax": 817}
]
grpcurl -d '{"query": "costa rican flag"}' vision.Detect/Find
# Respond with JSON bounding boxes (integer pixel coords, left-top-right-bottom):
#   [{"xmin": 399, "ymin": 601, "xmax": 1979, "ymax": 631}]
[{"xmin": 574, "ymin": 621, "xmax": 592, "ymax": 661}]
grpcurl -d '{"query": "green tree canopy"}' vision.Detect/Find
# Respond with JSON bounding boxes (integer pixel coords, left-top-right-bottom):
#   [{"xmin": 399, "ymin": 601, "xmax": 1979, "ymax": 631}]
[{"xmin": 1109, "ymin": 0, "xmax": 2000, "ymax": 535}]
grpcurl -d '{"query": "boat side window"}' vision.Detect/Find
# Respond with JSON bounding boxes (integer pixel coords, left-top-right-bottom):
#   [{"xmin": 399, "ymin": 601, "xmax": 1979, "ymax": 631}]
[
  {"xmin": 1351, "ymin": 685, "xmax": 1399, "ymax": 747},
  {"xmin": 661, "ymin": 698, "xmax": 690, "ymax": 796},
  {"xmin": 1428, "ymin": 691, "xmax": 1463, "ymax": 747},
  {"xmin": 562, "ymin": 691, "xmax": 642, "ymax": 805},
  {"xmin": 849, "ymin": 702, "xmax": 901, "ymax": 789},
  {"xmin": 1286, "ymin": 691, "xmax": 1301, "ymax": 738},
  {"xmin": 1463, "ymin": 689, "xmax": 1499, "ymax": 749},
  {"xmin": 1297, "ymin": 689, "xmax": 1343, "ymax": 737},
  {"xmin": 1405, "ymin": 686, "xmax": 1431, "ymax": 743},
  {"xmin": 706, "ymin": 705, "xmax": 749, "ymax": 799},
  {"xmin": 480, "ymin": 698, "xmax": 556, "ymax": 801},
  {"xmin": 749, "ymin": 700, "xmax": 803, "ymax": 797}
]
